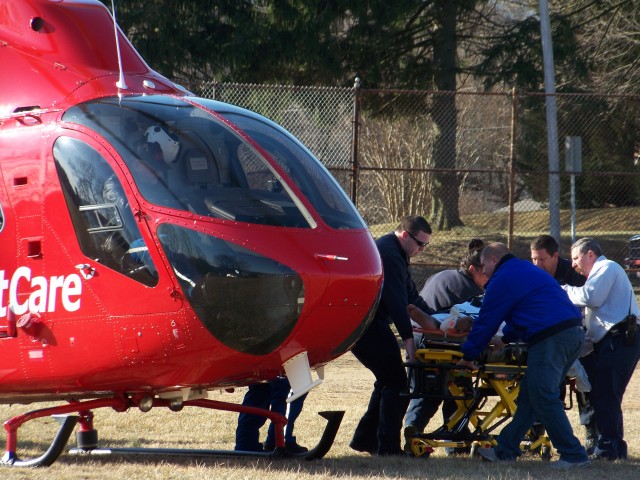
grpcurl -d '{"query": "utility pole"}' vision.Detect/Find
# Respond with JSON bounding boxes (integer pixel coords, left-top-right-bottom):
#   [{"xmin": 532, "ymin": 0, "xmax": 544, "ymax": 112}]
[{"xmin": 539, "ymin": 0, "xmax": 561, "ymax": 242}]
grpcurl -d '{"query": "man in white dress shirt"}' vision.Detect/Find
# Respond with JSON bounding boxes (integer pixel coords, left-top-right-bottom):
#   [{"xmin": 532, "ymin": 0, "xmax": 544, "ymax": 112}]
[{"xmin": 563, "ymin": 237, "xmax": 640, "ymax": 460}]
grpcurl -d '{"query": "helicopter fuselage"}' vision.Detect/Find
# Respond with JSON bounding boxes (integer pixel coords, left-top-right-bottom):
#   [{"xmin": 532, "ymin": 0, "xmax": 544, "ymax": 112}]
[{"xmin": 0, "ymin": 0, "xmax": 383, "ymax": 404}]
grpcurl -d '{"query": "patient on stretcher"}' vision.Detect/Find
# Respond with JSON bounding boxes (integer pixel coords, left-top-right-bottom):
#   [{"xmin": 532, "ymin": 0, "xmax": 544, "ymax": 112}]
[
  {"xmin": 409, "ymin": 300, "xmax": 478, "ymax": 340},
  {"xmin": 439, "ymin": 314, "xmax": 473, "ymax": 334}
]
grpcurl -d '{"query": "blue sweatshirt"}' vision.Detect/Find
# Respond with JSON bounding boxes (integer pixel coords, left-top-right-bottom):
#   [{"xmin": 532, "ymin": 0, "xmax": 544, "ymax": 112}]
[{"xmin": 462, "ymin": 254, "xmax": 582, "ymax": 361}]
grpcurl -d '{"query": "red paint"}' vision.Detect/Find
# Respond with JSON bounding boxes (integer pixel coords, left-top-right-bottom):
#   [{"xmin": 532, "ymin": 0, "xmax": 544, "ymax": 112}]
[{"xmin": 0, "ymin": 0, "xmax": 382, "ymax": 406}]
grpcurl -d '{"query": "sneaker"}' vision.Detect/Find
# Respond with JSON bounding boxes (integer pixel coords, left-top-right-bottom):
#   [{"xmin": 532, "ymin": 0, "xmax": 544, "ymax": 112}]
[
  {"xmin": 591, "ymin": 444, "xmax": 622, "ymax": 461},
  {"xmin": 550, "ymin": 459, "xmax": 591, "ymax": 469},
  {"xmin": 476, "ymin": 447, "xmax": 500, "ymax": 462}
]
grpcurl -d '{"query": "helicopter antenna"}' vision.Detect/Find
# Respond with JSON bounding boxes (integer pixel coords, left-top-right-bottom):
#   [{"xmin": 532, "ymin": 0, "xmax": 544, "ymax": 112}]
[{"xmin": 110, "ymin": 0, "xmax": 128, "ymax": 90}]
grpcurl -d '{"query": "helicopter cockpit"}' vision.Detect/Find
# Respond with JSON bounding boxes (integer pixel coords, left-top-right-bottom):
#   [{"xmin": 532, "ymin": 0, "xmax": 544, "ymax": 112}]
[
  {"xmin": 60, "ymin": 95, "xmax": 364, "ymax": 231},
  {"xmin": 53, "ymin": 95, "xmax": 367, "ymax": 354}
]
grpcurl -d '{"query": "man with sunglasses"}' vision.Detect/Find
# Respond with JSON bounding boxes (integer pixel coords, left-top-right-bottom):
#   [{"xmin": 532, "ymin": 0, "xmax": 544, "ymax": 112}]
[{"xmin": 350, "ymin": 215, "xmax": 439, "ymax": 456}]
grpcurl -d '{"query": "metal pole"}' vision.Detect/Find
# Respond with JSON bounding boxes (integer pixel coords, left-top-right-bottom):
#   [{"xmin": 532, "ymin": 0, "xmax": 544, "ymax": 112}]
[
  {"xmin": 570, "ymin": 174, "xmax": 576, "ymax": 243},
  {"xmin": 565, "ymin": 135, "xmax": 582, "ymax": 245},
  {"xmin": 508, "ymin": 88, "xmax": 518, "ymax": 250},
  {"xmin": 350, "ymin": 77, "xmax": 361, "ymax": 206},
  {"xmin": 539, "ymin": 0, "xmax": 561, "ymax": 242}
]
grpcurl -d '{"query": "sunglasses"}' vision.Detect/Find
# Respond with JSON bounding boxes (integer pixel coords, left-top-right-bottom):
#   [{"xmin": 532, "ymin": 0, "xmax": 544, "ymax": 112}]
[{"xmin": 406, "ymin": 231, "xmax": 428, "ymax": 248}]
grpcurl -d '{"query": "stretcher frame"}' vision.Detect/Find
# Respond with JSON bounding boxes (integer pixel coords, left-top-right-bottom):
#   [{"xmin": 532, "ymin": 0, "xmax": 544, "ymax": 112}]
[{"xmin": 404, "ymin": 333, "xmax": 553, "ymax": 459}]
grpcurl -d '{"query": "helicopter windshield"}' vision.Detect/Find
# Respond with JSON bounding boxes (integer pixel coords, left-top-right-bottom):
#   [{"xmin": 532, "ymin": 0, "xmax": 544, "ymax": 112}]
[{"xmin": 62, "ymin": 95, "xmax": 365, "ymax": 230}]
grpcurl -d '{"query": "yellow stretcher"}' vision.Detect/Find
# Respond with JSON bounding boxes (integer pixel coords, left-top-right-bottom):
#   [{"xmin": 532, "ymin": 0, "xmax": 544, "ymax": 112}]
[{"xmin": 404, "ymin": 334, "xmax": 554, "ymax": 459}]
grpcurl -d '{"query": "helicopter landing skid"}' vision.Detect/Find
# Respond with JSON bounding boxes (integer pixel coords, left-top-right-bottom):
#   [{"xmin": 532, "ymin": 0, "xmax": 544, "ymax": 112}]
[
  {"xmin": 1, "ymin": 396, "xmax": 344, "ymax": 467},
  {"xmin": 69, "ymin": 410, "xmax": 344, "ymax": 461}
]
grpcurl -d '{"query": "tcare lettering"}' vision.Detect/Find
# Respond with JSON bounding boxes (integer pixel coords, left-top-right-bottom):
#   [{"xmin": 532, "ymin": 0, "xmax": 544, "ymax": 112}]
[{"xmin": 0, "ymin": 267, "xmax": 82, "ymax": 317}]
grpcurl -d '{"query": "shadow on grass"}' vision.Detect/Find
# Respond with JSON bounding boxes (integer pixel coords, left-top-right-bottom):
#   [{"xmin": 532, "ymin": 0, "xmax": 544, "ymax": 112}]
[{"xmin": 46, "ymin": 448, "xmax": 640, "ymax": 480}]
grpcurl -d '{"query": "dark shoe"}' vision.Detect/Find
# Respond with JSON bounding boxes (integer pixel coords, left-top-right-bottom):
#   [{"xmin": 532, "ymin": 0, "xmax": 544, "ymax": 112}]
[
  {"xmin": 476, "ymin": 447, "xmax": 514, "ymax": 463},
  {"xmin": 349, "ymin": 439, "xmax": 376, "ymax": 455},
  {"xmin": 477, "ymin": 447, "xmax": 499, "ymax": 462},
  {"xmin": 285, "ymin": 439, "xmax": 308, "ymax": 454},
  {"xmin": 591, "ymin": 440, "xmax": 626, "ymax": 461},
  {"xmin": 590, "ymin": 448, "xmax": 622, "ymax": 461},
  {"xmin": 403, "ymin": 425, "xmax": 418, "ymax": 454}
]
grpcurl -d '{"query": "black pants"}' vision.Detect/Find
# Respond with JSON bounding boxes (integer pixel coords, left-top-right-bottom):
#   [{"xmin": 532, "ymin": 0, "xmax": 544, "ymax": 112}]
[
  {"xmin": 581, "ymin": 331, "xmax": 640, "ymax": 459},
  {"xmin": 351, "ymin": 318, "xmax": 408, "ymax": 455}
]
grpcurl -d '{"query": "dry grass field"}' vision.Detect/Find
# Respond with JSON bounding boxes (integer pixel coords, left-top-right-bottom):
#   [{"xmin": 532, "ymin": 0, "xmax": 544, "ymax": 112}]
[{"xmin": 1, "ymin": 353, "xmax": 639, "ymax": 480}]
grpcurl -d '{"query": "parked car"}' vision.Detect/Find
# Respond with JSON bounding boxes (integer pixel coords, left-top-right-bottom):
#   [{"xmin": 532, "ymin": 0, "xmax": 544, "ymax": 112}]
[{"xmin": 624, "ymin": 234, "xmax": 640, "ymax": 277}]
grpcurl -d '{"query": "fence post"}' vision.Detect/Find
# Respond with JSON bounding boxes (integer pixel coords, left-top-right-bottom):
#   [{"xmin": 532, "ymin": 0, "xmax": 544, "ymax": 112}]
[
  {"xmin": 508, "ymin": 88, "xmax": 518, "ymax": 250},
  {"xmin": 350, "ymin": 77, "xmax": 361, "ymax": 206}
]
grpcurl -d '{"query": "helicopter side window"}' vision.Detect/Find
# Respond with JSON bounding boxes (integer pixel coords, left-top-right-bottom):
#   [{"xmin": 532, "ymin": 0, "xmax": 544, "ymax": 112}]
[{"xmin": 53, "ymin": 137, "xmax": 159, "ymax": 287}]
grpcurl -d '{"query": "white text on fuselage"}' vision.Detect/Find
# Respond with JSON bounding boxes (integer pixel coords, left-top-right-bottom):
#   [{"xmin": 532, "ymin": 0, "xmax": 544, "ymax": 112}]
[{"xmin": 0, "ymin": 267, "xmax": 82, "ymax": 316}]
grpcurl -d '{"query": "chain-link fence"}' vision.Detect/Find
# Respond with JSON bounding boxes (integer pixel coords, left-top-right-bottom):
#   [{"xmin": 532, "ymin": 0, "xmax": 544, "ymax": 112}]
[{"xmin": 198, "ymin": 81, "xmax": 640, "ymax": 286}]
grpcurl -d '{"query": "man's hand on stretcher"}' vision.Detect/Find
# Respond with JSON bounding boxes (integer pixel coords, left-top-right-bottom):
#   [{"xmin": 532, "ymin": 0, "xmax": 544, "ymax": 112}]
[
  {"xmin": 456, "ymin": 358, "xmax": 479, "ymax": 370},
  {"xmin": 407, "ymin": 304, "xmax": 439, "ymax": 331},
  {"xmin": 456, "ymin": 336, "xmax": 506, "ymax": 371}
]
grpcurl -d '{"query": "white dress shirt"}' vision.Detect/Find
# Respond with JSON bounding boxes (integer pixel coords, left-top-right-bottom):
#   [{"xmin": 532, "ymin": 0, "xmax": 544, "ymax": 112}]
[{"xmin": 563, "ymin": 255, "xmax": 639, "ymax": 344}]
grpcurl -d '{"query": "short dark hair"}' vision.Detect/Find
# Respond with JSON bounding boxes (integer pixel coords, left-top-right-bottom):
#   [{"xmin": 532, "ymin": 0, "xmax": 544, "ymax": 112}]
[
  {"xmin": 460, "ymin": 238, "xmax": 484, "ymax": 273},
  {"xmin": 397, "ymin": 215, "xmax": 432, "ymax": 236},
  {"xmin": 572, "ymin": 237, "xmax": 603, "ymax": 257},
  {"xmin": 530, "ymin": 234, "xmax": 559, "ymax": 255}
]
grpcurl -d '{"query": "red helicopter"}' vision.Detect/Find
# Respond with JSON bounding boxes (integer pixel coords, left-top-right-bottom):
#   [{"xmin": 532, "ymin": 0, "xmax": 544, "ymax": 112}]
[{"xmin": 0, "ymin": 0, "xmax": 382, "ymax": 466}]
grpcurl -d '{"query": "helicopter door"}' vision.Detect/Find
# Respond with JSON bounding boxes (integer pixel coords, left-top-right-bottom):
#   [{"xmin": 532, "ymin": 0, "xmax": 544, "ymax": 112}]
[
  {"xmin": 0, "ymin": 150, "xmax": 18, "ymax": 336},
  {"xmin": 49, "ymin": 135, "xmax": 181, "ymax": 315},
  {"xmin": 0, "ymin": 123, "xmax": 46, "ymax": 334}
]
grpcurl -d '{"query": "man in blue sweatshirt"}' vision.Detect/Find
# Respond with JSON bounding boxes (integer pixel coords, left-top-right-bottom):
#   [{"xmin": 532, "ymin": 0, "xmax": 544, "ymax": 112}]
[{"xmin": 457, "ymin": 242, "xmax": 590, "ymax": 470}]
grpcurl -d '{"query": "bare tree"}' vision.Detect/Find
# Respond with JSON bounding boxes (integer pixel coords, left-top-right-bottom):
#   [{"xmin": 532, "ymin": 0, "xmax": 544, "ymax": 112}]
[
  {"xmin": 359, "ymin": 115, "xmax": 434, "ymax": 225},
  {"xmin": 559, "ymin": 0, "xmax": 640, "ymax": 94}
]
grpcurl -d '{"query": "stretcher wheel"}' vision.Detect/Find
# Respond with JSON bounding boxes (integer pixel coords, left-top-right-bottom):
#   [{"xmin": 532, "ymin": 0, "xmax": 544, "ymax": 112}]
[{"xmin": 541, "ymin": 445, "xmax": 552, "ymax": 461}]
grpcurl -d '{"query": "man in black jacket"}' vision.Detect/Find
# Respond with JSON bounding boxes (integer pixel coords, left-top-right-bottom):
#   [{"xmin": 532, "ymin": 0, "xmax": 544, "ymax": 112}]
[
  {"xmin": 350, "ymin": 215, "xmax": 438, "ymax": 456},
  {"xmin": 530, "ymin": 235, "xmax": 586, "ymax": 287}
]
